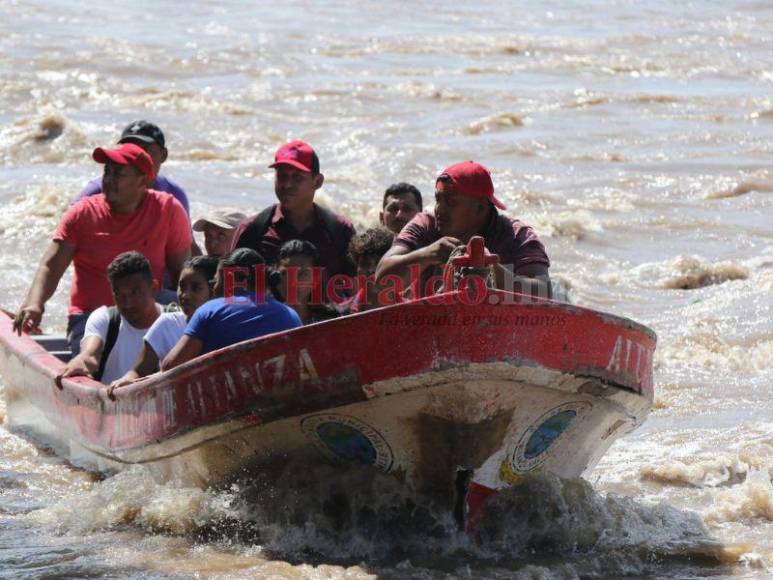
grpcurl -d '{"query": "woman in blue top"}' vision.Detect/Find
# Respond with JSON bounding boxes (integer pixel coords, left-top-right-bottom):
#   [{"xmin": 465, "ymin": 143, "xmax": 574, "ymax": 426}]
[{"xmin": 161, "ymin": 248, "xmax": 302, "ymax": 371}]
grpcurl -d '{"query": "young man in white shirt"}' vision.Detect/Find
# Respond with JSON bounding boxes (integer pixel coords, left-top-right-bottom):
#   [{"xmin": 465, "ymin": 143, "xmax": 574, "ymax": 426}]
[{"xmin": 54, "ymin": 251, "xmax": 161, "ymax": 386}]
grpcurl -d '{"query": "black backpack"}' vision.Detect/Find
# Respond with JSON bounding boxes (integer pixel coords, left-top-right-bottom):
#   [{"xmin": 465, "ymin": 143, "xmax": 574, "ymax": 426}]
[{"xmin": 234, "ymin": 203, "xmax": 352, "ymax": 258}]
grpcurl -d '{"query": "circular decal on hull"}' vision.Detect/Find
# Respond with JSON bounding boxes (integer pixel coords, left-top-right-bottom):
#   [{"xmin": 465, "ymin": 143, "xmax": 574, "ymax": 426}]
[
  {"xmin": 502, "ymin": 401, "xmax": 592, "ymax": 480},
  {"xmin": 301, "ymin": 414, "xmax": 394, "ymax": 472}
]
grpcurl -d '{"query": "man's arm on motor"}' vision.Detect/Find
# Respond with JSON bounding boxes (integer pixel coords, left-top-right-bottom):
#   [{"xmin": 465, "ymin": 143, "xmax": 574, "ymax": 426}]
[
  {"xmin": 13, "ymin": 241, "xmax": 76, "ymax": 334},
  {"xmin": 375, "ymin": 237, "xmax": 462, "ymax": 287}
]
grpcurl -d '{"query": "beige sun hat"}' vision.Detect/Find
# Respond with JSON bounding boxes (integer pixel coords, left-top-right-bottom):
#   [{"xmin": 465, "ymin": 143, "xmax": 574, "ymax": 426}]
[{"xmin": 192, "ymin": 208, "xmax": 247, "ymax": 231}]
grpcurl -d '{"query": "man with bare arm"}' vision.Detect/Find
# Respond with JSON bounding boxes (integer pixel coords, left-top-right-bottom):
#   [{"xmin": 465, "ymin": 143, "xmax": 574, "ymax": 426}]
[
  {"xmin": 13, "ymin": 143, "xmax": 191, "ymax": 354},
  {"xmin": 375, "ymin": 161, "xmax": 550, "ymax": 299}
]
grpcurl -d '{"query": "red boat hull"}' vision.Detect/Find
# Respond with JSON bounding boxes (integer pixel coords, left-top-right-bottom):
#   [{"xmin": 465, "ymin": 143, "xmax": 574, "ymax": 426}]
[{"xmin": 0, "ymin": 290, "xmax": 655, "ymax": 521}]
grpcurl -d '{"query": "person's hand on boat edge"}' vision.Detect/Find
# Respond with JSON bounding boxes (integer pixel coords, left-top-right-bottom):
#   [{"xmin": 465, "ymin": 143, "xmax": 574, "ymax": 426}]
[
  {"xmin": 53, "ymin": 358, "xmax": 94, "ymax": 390},
  {"xmin": 11, "ymin": 305, "xmax": 44, "ymax": 336},
  {"xmin": 107, "ymin": 374, "xmax": 143, "ymax": 400}
]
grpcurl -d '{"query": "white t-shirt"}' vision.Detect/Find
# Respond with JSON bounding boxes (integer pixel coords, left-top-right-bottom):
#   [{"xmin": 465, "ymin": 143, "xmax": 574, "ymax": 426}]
[
  {"xmin": 144, "ymin": 311, "xmax": 187, "ymax": 362},
  {"xmin": 82, "ymin": 304, "xmax": 162, "ymax": 384}
]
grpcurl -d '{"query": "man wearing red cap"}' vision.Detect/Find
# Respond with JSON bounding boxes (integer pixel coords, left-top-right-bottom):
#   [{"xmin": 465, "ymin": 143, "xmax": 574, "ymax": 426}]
[
  {"xmin": 73, "ymin": 121, "xmax": 190, "ymax": 215},
  {"xmin": 231, "ymin": 140, "xmax": 355, "ymax": 279},
  {"xmin": 73, "ymin": 120, "xmax": 202, "ymax": 294},
  {"xmin": 376, "ymin": 161, "xmax": 550, "ymax": 297},
  {"xmin": 13, "ymin": 143, "xmax": 192, "ymax": 355}
]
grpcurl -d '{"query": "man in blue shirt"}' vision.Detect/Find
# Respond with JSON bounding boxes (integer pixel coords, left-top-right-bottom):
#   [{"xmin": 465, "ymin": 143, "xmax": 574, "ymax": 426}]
[{"xmin": 161, "ymin": 248, "xmax": 302, "ymax": 370}]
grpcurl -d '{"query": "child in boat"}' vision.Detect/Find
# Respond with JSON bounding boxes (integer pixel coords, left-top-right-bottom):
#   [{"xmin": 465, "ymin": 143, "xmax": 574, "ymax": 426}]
[
  {"xmin": 342, "ymin": 227, "xmax": 394, "ymax": 313},
  {"xmin": 273, "ymin": 240, "xmax": 339, "ymax": 324},
  {"xmin": 160, "ymin": 248, "xmax": 302, "ymax": 371},
  {"xmin": 109, "ymin": 255, "xmax": 218, "ymax": 389}
]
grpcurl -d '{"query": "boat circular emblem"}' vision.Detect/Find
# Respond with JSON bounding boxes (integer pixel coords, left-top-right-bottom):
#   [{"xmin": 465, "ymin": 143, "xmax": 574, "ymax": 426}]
[
  {"xmin": 502, "ymin": 402, "xmax": 592, "ymax": 480},
  {"xmin": 301, "ymin": 414, "xmax": 394, "ymax": 472}
]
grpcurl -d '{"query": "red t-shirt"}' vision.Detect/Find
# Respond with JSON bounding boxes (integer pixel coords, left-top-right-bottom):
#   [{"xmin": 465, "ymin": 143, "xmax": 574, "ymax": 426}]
[
  {"xmin": 54, "ymin": 191, "xmax": 192, "ymax": 314},
  {"xmin": 393, "ymin": 211, "xmax": 550, "ymax": 295}
]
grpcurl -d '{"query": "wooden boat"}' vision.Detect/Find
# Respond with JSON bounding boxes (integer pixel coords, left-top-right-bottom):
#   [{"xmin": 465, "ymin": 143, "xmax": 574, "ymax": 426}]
[{"xmin": 0, "ymin": 241, "xmax": 656, "ymax": 526}]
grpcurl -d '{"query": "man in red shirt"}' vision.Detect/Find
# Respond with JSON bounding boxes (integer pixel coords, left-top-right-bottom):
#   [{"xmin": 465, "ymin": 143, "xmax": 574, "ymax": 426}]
[
  {"xmin": 231, "ymin": 140, "xmax": 355, "ymax": 278},
  {"xmin": 13, "ymin": 143, "xmax": 192, "ymax": 354},
  {"xmin": 376, "ymin": 161, "xmax": 550, "ymax": 298}
]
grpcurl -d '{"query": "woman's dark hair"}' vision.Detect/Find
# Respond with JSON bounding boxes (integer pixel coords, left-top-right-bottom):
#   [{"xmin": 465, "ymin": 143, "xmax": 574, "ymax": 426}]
[
  {"xmin": 219, "ymin": 248, "xmax": 265, "ymax": 292},
  {"xmin": 272, "ymin": 240, "xmax": 319, "ymax": 301},
  {"xmin": 182, "ymin": 255, "xmax": 219, "ymax": 286}
]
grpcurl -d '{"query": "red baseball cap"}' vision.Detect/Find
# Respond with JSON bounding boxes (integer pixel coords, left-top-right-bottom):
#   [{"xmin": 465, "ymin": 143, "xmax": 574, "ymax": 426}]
[
  {"xmin": 437, "ymin": 161, "xmax": 506, "ymax": 210},
  {"xmin": 92, "ymin": 143, "xmax": 155, "ymax": 180},
  {"xmin": 269, "ymin": 140, "xmax": 319, "ymax": 173}
]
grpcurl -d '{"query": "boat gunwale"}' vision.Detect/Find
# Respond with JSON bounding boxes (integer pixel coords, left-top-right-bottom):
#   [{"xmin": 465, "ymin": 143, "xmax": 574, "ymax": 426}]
[
  {"xmin": 0, "ymin": 289, "xmax": 658, "ymax": 405},
  {"xmin": 106, "ymin": 289, "xmax": 658, "ymax": 401}
]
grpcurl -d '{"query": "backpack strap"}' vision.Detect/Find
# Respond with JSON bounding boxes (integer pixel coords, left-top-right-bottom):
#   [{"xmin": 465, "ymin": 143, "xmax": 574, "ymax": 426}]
[
  {"xmin": 94, "ymin": 306, "xmax": 121, "ymax": 383},
  {"xmin": 233, "ymin": 205, "xmax": 277, "ymax": 253},
  {"xmin": 316, "ymin": 205, "xmax": 352, "ymax": 256},
  {"xmin": 234, "ymin": 203, "xmax": 352, "ymax": 263}
]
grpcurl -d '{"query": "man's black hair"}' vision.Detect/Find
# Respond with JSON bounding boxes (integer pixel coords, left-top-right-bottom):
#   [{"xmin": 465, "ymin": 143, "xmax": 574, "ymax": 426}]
[
  {"xmin": 278, "ymin": 239, "xmax": 320, "ymax": 265},
  {"xmin": 107, "ymin": 251, "xmax": 153, "ymax": 285},
  {"xmin": 383, "ymin": 182, "xmax": 422, "ymax": 211}
]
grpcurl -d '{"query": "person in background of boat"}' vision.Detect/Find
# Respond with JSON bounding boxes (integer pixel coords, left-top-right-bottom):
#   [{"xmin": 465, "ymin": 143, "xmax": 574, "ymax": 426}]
[
  {"xmin": 230, "ymin": 140, "xmax": 356, "ymax": 278},
  {"xmin": 109, "ymin": 255, "xmax": 219, "ymax": 389},
  {"xmin": 379, "ymin": 182, "xmax": 422, "ymax": 235},
  {"xmin": 161, "ymin": 248, "xmax": 302, "ymax": 371},
  {"xmin": 342, "ymin": 227, "xmax": 394, "ymax": 313},
  {"xmin": 375, "ymin": 161, "xmax": 550, "ymax": 298},
  {"xmin": 273, "ymin": 240, "xmax": 339, "ymax": 324},
  {"xmin": 12, "ymin": 143, "xmax": 192, "ymax": 355},
  {"xmin": 192, "ymin": 208, "xmax": 247, "ymax": 257},
  {"xmin": 54, "ymin": 252, "xmax": 162, "ymax": 387}
]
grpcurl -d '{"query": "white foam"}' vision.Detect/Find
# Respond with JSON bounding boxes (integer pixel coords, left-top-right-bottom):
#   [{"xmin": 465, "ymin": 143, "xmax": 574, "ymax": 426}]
[
  {"xmin": 0, "ymin": 112, "xmax": 89, "ymax": 166},
  {"xmin": 526, "ymin": 210, "xmax": 604, "ymax": 240},
  {"xmin": 632, "ymin": 255, "xmax": 749, "ymax": 290},
  {"xmin": 704, "ymin": 469, "xmax": 773, "ymax": 524}
]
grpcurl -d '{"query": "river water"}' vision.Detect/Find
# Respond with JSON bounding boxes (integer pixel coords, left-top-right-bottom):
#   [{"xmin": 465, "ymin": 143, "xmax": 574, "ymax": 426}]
[{"xmin": 0, "ymin": 1, "xmax": 771, "ymax": 578}]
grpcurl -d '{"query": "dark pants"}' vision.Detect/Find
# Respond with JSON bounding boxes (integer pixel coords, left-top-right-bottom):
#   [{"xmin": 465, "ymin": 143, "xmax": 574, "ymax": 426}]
[{"xmin": 66, "ymin": 312, "xmax": 91, "ymax": 356}]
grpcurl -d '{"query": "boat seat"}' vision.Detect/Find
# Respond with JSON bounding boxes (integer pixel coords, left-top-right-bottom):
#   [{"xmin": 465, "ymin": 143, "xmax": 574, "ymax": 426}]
[{"xmin": 32, "ymin": 335, "xmax": 72, "ymax": 363}]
